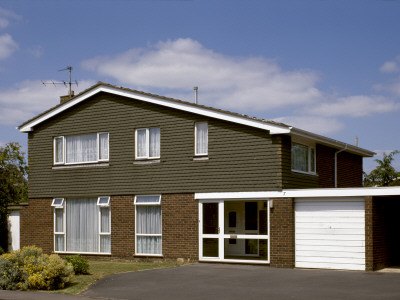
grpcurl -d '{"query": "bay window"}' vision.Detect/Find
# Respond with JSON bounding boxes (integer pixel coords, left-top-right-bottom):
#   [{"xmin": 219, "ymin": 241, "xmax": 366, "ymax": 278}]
[
  {"xmin": 134, "ymin": 195, "xmax": 162, "ymax": 255},
  {"xmin": 291, "ymin": 142, "xmax": 316, "ymax": 174},
  {"xmin": 53, "ymin": 132, "xmax": 109, "ymax": 165},
  {"xmin": 53, "ymin": 197, "xmax": 111, "ymax": 254}
]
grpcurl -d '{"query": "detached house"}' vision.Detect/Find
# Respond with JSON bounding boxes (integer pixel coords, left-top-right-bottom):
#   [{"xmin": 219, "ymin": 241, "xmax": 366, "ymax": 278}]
[{"xmin": 18, "ymin": 82, "xmax": 400, "ymax": 271}]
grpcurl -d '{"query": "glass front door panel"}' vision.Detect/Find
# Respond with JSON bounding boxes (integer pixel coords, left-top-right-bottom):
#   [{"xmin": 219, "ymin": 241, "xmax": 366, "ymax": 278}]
[
  {"xmin": 224, "ymin": 238, "xmax": 268, "ymax": 261},
  {"xmin": 203, "ymin": 203, "xmax": 219, "ymax": 234},
  {"xmin": 203, "ymin": 238, "xmax": 219, "ymax": 257}
]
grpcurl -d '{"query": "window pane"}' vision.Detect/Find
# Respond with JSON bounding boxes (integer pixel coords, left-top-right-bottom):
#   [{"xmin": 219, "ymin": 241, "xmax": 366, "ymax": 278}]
[
  {"xmin": 100, "ymin": 235, "xmax": 111, "ymax": 253},
  {"xmin": 137, "ymin": 236, "xmax": 161, "ymax": 255},
  {"xmin": 203, "ymin": 238, "xmax": 218, "ymax": 257},
  {"xmin": 66, "ymin": 198, "xmax": 99, "ymax": 252},
  {"xmin": 55, "ymin": 137, "xmax": 64, "ymax": 163},
  {"xmin": 149, "ymin": 128, "xmax": 160, "ymax": 158},
  {"xmin": 55, "ymin": 234, "xmax": 64, "ymax": 252},
  {"xmin": 310, "ymin": 148, "xmax": 315, "ymax": 172},
  {"xmin": 99, "ymin": 133, "xmax": 109, "ymax": 160},
  {"xmin": 245, "ymin": 202, "xmax": 258, "ymax": 231},
  {"xmin": 55, "ymin": 209, "xmax": 63, "ymax": 232},
  {"xmin": 136, "ymin": 206, "xmax": 161, "ymax": 234},
  {"xmin": 100, "ymin": 207, "xmax": 110, "ymax": 233},
  {"xmin": 292, "ymin": 143, "xmax": 308, "ymax": 172},
  {"xmin": 136, "ymin": 129, "xmax": 147, "ymax": 158},
  {"xmin": 196, "ymin": 122, "xmax": 208, "ymax": 155},
  {"xmin": 135, "ymin": 195, "xmax": 161, "ymax": 204},
  {"xmin": 66, "ymin": 134, "xmax": 97, "ymax": 163}
]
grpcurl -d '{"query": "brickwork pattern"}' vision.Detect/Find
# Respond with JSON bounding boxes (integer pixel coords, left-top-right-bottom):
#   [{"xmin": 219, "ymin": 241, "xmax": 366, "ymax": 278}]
[
  {"xmin": 111, "ymin": 195, "xmax": 135, "ymax": 258},
  {"xmin": 316, "ymin": 144, "xmax": 363, "ymax": 188},
  {"xmin": 162, "ymin": 193, "xmax": 198, "ymax": 260},
  {"xmin": 269, "ymin": 198, "xmax": 295, "ymax": 268},
  {"xmin": 20, "ymin": 198, "xmax": 53, "ymax": 253}
]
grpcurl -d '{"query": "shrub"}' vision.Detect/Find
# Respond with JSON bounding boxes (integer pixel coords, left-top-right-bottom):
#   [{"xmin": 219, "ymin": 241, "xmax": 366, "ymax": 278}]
[
  {"xmin": 0, "ymin": 246, "xmax": 5, "ymax": 255},
  {"xmin": 65, "ymin": 255, "xmax": 89, "ymax": 275},
  {"xmin": 0, "ymin": 246, "xmax": 73, "ymax": 290}
]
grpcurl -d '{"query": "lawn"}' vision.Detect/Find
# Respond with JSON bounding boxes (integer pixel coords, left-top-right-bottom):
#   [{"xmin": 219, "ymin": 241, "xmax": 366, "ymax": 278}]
[{"xmin": 53, "ymin": 260, "xmax": 182, "ymax": 295}]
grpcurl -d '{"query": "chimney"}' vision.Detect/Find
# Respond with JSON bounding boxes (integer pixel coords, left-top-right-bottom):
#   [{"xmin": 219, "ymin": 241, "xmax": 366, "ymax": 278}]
[
  {"xmin": 354, "ymin": 136, "xmax": 358, "ymax": 147},
  {"xmin": 60, "ymin": 90, "xmax": 74, "ymax": 104}
]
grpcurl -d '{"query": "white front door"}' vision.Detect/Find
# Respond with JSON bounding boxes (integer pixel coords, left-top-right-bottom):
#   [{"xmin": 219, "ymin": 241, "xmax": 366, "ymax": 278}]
[
  {"xmin": 199, "ymin": 200, "xmax": 270, "ymax": 264},
  {"xmin": 8, "ymin": 210, "xmax": 20, "ymax": 251}
]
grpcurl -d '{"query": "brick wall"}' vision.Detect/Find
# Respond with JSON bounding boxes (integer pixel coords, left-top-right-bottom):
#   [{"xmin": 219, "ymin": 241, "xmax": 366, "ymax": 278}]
[
  {"xmin": 316, "ymin": 144, "xmax": 363, "ymax": 188},
  {"xmin": 20, "ymin": 198, "xmax": 53, "ymax": 253},
  {"xmin": 111, "ymin": 195, "xmax": 135, "ymax": 257},
  {"xmin": 269, "ymin": 198, "xmax": 295, "ymax": 268},
  {"xmin": 162, "ymin": 193, "xmax": 198, "ymax": 260}
]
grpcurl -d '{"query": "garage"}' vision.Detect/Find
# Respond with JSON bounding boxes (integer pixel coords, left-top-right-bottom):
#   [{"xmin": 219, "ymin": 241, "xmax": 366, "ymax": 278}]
[{"xmin": 295, "ymin": 197, "xmax": 365, "ymax": 271}]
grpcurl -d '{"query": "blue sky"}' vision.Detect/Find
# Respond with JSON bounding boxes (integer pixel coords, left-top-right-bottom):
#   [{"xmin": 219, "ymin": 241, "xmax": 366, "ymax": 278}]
[{"xmin": 0, "ymin": 0, "xmax": 399, "ymax": 172}]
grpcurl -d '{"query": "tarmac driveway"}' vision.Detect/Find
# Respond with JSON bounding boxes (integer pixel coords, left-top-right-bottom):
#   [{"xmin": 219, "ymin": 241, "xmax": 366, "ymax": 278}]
[{"xmin": 81, "ymin": 263, "xmax": 400, "ymax": 300}]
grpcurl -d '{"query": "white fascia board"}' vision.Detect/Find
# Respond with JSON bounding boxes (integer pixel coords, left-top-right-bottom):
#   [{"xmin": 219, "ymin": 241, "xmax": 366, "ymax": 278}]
[
  {"xmin": 291, "ymin": 128, "xmax": 374, "ymax": 157},
  {"xmin": 195, "ymin": 187, "xmax": 400, "ymax": 200},
  {"xmin": 19, "ymin": 85, "xmax": 291, "ymax": 134},
  {"xmin": 195, "ymin": 191, "xmax": 284, "ymax": 200}
]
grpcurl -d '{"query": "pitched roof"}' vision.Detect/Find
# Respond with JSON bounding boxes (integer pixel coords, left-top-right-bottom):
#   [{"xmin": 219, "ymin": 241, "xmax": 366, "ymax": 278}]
[{"xmin": 18, "ymin": 81, "xmax": 374, "ymax": 157}]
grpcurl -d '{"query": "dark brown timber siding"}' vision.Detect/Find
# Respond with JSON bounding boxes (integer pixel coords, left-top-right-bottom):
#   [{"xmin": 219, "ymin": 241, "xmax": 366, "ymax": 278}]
[{"xmin": 28, "ymin": 93, "xmax": 283, "ymax": 198}]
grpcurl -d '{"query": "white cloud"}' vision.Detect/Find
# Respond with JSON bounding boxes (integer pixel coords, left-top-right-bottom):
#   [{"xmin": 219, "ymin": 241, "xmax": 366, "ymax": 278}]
[
  {"xmin": 307, "ymin": 95, "xmax": 400, "ymax": 117},
  {"xmin": 82, "ymin": 38, "xmax": 322, "ymax": 112},
  {"xmin": 0, "ymin": 33, "xmax": 18, "ymax": 59},
  {"xmin": 0, "ymin": 8, "xmax": 20, "ymax": 29},
  {"xmin": 27, "ymin": 45, "xmax": 44, "ymax": 58},
  {"xmin": 0, "ymin": 80, "xmax": 95, "ymax": 126},
  {"xmin": 273, "ymin": 115, "xmax": 345, "ymax": 135},
  {"xmin": 373, "ymin": 78, "xmax": 400, "ymax": 97},
  {"xmin": 380, "ymin": 61, "xmax": 399, "ymax": 73}
]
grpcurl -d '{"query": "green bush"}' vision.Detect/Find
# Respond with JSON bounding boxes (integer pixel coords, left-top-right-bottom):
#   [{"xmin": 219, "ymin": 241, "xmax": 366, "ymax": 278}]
[
  {"xmin": 0, "ymin": 246, "xmax": 73, "ymax": 290},
  {"xmin": 0, "ymin": 246, "xmax": 5, "ymax": 255},
  {"xmin": 65, "ymin": 255, "xmax": 89, "ymax": 275}
]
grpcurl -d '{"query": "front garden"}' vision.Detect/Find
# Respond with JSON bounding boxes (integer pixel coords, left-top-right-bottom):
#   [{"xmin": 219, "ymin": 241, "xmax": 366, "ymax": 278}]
[{"xmin": 0, "ymin": 246, "xmax": 182, "ymax": 294}]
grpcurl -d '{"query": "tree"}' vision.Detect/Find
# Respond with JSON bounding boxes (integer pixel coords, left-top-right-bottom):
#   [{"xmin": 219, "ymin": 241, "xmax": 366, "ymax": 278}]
[
  {"xmin": 363, "ymin": 150, "xmax": 400, "ymax": 187},
  {"xmin": 0, "ymin": 142, "xmax": 28, "ymax": 251}
]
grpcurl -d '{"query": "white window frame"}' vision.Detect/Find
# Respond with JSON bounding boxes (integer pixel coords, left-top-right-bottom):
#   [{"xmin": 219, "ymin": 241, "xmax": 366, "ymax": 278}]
[
  {"xmin": 53, "ymin": 198, "xmax": 65, "ymax": 252},
  {"xmin": 195, "ymin": 122, "xmax": 208, "ymax": 156},
  {"xmin": 98, "ymin": 132, "xmax": 109, "ymax": 162},
  {"xmin": 53, "ymin": 197, "xmax": 111, "ymax": 254},
  {"xmin": 53, "ymin": 136, "xmax": 65, "ymax": 165},
  {"xmin": 134, "ymin": 195, "xmax": 162, "ymax": 256},
  {"xmin": 135, "ymin": 128, "xmax": 160, "ymax": 160},
  {"xmin": 53, "ymin": 133, "xmax": 109, "ymax": 165},
  {"xmin": 291, "ymin": 141, "xmax": 316, "ymax": 174}
]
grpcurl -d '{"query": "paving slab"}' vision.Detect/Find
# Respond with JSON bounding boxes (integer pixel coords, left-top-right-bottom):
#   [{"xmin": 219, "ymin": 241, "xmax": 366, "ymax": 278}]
[{"xmin": 80, "ymin": 263, "xmax": 400, "ymax": 300}]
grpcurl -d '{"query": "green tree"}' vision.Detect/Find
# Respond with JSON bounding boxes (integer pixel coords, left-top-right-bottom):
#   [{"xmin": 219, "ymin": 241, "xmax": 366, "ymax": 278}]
[
  {"xmin": 363, "ymin": 150, "xmax": 400, "ymax": 187},
  {"xmin": 0, "ymin": 142, "xmax": 28, "ymax": 251}
]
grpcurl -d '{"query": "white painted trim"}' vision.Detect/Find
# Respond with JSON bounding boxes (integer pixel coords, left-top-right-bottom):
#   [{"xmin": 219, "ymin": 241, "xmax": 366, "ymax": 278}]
[
  {"xmin": 19, "ymin": 85, "xmax": 291, "ymax": 134},
  {"xmin": 195, "ymin": 187, "xmax": 400, "ymax": 200}
]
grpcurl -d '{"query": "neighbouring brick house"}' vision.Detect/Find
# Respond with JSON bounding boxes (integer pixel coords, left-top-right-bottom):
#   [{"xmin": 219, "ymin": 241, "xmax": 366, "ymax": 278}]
[{"xmin": 17, "ymin": 82, "xmax": 400, "ymax": 271}]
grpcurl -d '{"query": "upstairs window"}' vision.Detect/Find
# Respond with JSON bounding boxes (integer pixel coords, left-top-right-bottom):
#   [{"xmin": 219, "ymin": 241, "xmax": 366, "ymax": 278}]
[
  {"xmin": 195, "ymin": 122, "xmax": 208, "ymax": 156},
  {"xmin": 291, "ymin": 142, "xmax": 315, "ymax": 174},
  {"xmin": 135, "ymin": 128, "xmax": 160, "ymax": 159},
  {"xmin": 53, "ymin": 133, "xmax": 109, "ymax": 165}
]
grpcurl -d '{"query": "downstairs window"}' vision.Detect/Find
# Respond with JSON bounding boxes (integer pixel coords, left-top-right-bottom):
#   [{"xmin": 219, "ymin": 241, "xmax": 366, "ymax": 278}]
[{"xmin": 53, "ymin": 197, "xmax": 111, "ymax": 254}]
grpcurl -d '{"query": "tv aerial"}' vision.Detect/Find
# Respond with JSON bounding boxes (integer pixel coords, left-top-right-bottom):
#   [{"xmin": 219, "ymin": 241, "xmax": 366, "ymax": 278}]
[{"xmin": 42, "ymin": 66, "xmax": 79, "ymax": 99}]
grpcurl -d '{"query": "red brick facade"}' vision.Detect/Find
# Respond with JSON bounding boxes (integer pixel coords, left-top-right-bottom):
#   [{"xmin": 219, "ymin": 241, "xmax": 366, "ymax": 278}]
[
  {"xmin": 269, "ymin": 198, "xmax": 295, "ymax": 268},
  {"xmin": 20, "ymin": 198, "xmax": 53, "ymax": 254},
  {"xmin": 316, "ymin": 144, "xmax": 363, "ymax": 188}
]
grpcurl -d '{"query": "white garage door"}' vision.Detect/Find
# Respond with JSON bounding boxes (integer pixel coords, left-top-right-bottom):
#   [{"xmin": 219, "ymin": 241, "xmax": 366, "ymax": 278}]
[{"xmin": 295, "ymin": 198, "xmax": 365, "ymax": 271}]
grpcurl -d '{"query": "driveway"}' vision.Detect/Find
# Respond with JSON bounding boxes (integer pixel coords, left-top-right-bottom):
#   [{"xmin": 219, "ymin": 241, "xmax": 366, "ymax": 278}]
[{"xmin": 80, "ymin": 263, "xmax": 400, "ymax": 300}]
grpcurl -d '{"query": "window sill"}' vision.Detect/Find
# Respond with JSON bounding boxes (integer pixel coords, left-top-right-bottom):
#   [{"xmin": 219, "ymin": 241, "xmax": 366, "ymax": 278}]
[
  {"xmin": 53, "ymin": 251, "xmax": 111, "ymax": 255},
  {"xmin": 291, "ymin": 169, "xmax": 318, "ymax": 176},
  {"xmin": 134, "ymin": 254, "xmax": 164, "ymax": 258},
  {"xmin": 193, "ymin": 156, "xmax": 209, "ymax": 161},
  {"xmin": 52, "ymin": 162, "xmax": 109, "ymax": 170},
  {"xmin": 133, "ymin": 159, "xmax": 161, "ymax": 165}
]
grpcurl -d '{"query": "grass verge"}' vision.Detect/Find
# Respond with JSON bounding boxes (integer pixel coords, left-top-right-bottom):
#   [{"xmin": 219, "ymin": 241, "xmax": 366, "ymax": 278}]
[{"xmin": 53, "ymin": 260, "xmax": 181, "ymax": 295}]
